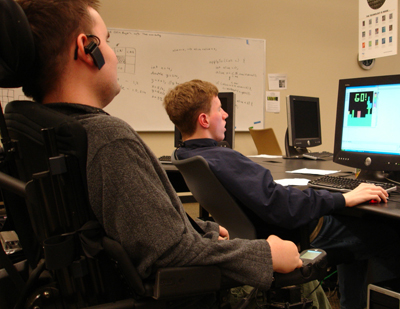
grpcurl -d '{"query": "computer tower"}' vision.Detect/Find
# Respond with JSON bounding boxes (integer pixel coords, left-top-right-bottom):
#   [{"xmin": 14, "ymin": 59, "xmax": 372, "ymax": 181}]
[{"xmin": 368, "ymin": 278, "xmax": 400, "ymax": 309}]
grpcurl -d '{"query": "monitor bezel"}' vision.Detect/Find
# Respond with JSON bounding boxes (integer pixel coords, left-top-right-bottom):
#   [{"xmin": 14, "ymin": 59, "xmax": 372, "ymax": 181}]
[
  {"xmin": 333, "ymin": 74, "xmax": 400, "ymax": 173},
  {"xmin": 286, "ymin": 95, "xmax": 322, "ymax": 149}
]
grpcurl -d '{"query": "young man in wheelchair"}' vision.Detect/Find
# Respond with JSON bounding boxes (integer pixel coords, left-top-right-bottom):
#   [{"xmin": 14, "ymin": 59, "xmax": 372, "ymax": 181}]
[{"xmin": 5, "ymin": 0, "xmax": 308, "ymax": 307}]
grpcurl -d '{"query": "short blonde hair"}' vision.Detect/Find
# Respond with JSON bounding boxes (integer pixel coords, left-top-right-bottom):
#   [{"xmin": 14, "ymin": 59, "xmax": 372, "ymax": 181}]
[{"xmin": 163, "ymin": 80, "xmax": 218, "ymax": 136}]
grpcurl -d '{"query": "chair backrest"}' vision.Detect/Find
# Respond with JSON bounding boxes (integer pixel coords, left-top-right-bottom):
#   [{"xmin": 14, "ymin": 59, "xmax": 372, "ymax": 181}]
[
  {"xmin": 0, "ymin": 102, "xmax": 133, "ymax": 307},
  {"xmin": 172, "ymin": 150, "xmax": 257, "ymax": 240},
  {"xmin": 249, "ymin": 127, "xmax": 282, "ymax": 156},
  {"xmin": 0, "ymin": 0, "xmax": 35, "ymax": 88},
  {"xmin": 4, "ymin": 101, "xmax": 92, "ymax": 242}
]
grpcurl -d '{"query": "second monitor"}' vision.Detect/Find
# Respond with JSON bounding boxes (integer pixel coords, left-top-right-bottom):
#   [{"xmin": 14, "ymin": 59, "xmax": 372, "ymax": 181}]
[
  {"xmin": 285, "ymin": 95, "xmax": 322, "ymax": 158},
  {"xmin": 174, "ymin": 92, "xmax": 236, "ymax": 148}
]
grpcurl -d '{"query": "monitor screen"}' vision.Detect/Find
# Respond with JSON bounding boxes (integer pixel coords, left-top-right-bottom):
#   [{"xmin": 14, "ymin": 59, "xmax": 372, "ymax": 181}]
[
  {"xmin": 334, "ymin": 74, "xmax": 400, "ymax": 181},
  {"xmin": 174, "ymin": 92, "xmax": 236, "ymax": 148},
  {"xmin": 285, "ymin": 95, "xmax": 321, "ymax": 157}
]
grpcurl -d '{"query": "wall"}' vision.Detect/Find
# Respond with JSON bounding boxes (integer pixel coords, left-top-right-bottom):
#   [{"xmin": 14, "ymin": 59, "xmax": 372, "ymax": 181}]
[{"xmin": 99, "ymin": 0, "xmax": 400, "ymax": 157}]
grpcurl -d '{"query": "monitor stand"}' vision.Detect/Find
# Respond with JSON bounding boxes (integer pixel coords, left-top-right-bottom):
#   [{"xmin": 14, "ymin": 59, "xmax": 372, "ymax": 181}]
[
  {"xmin": 283, "ymin": 129, "xmax": 308, "ymax": 159},
  {"xmin": 357, "ymin": 169, "xmax": 400, "ymax": 183}
]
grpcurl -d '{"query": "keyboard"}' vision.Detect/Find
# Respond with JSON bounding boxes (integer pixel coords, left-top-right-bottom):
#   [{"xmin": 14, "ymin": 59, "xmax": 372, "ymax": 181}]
[
  {"xmin": 308, "ymin": 175, "xmax": 397, "ymax": 193},
  {"xmin": 303, "ymin": 151, "xmax": 333, "ymax": 160},
  {"xmin": 158, "ymin": 155, "xmax": 172, "ymax": 163}
]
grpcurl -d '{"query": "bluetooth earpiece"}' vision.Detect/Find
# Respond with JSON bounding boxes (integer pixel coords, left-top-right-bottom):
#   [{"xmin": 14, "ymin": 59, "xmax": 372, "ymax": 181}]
[
  {"xmin": 74, "ymin": 34, "xmax": 105, "ymax": 70},
  {"xmin": 84, "ymin": 40, "xmax": 105, "ymax": 70}
]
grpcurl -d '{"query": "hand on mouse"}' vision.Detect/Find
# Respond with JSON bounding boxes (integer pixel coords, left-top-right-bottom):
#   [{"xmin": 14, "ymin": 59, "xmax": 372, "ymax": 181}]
[{"xmin": 343, "ymin": 183, "xmax": 388, "ymax": 207}]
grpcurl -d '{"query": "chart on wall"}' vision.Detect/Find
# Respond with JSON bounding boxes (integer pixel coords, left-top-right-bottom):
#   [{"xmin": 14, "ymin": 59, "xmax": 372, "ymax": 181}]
[
  {"xmin": 359, "ymin": 0, "xmax": 398, "ymax": 61},
  {"xmin": 105, "ymin": 28, "xmax": 266, "ymax": 131}
]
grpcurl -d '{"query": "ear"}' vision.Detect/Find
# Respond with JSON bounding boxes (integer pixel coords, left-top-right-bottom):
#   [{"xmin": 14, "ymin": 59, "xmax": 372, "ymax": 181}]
[
  {"xmin": 198, "ymin": 112, "xmax": 210, "ymax": 129},
  {"xmin": 74, "ymin": 34, "xmax": 95, "ymax": 67}
]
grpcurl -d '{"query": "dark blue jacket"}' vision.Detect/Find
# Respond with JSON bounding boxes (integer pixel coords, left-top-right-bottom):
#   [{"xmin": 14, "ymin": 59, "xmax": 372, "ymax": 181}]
[{"xmin": 177, "ymin": 138, "xmax": 345, "ymax": 240}]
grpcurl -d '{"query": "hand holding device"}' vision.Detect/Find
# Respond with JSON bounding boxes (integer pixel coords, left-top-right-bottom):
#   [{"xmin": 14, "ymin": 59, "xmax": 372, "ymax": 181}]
[
  {"xmin": 267, "ymin": 235, "xmax": 303, "ymax": 274},
  {"xmin": 273, "ymin": 249, "xmax": 327, "ymax": 288}
]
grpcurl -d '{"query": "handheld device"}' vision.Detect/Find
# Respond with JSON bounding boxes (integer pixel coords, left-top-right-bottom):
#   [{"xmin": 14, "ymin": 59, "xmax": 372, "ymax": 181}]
[{"xmin": 273, "ymin": 249, "xmax": 327, "ymax": 288}]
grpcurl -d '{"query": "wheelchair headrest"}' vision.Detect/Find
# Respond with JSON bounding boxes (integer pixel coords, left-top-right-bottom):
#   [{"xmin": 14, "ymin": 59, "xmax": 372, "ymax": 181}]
[{"xmin": 0, "ymin": 0, "xmax": 35, "ymax": 88}]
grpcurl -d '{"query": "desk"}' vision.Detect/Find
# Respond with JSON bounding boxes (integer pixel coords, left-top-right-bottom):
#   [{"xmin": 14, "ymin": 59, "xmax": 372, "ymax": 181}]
[
  {"xmin": 250, "ymin": 156, "xmax": 352, "ymax": 180},
  {"xmin": 253, "ymin": 157, "xmax": 400, "ymax": 219},
  {"xmin": 163, "ymin": 156, "xmax": 400, "ymax": 219}
]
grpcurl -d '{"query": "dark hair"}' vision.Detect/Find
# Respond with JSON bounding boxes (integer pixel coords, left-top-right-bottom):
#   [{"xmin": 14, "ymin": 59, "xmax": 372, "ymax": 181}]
[{"xmin": 17, "ymin": 0, "xmax": 100, "ymax": 102}]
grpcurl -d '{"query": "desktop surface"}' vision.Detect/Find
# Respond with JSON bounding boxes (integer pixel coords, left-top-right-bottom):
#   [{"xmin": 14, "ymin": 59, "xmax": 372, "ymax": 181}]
[
  {"xmin": 303, "ymin": 151, "xmax": 333, "ymax": 160},
  {"xmin": 250, "ymin": 156, "xmax": 400, "ymax": 219}
]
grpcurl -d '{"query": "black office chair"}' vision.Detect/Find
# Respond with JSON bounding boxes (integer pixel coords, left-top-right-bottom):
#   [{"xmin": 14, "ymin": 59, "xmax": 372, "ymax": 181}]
[
  {"xmin": 171, "ymin": 149, "xmax": 311, "ymax": 249},
  {"xmin": 171, "ymin": 150, "xmax": 257, "ymax": 240}
]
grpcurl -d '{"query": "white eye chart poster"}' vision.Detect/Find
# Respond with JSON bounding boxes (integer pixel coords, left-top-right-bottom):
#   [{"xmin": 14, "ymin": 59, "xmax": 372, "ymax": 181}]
[{"xmin": 359, "ymin": 0, "xmax": 398, "ymax": 61}]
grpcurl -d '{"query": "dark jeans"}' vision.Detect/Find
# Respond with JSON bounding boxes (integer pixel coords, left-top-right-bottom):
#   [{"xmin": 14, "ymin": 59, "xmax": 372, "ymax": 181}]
[{"xmin": 311, "ymin": 214, "xmax": 400, "ymax": 309}]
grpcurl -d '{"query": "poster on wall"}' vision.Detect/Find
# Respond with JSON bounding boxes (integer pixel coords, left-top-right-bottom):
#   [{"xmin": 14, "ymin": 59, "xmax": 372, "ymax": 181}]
[{"xmin": 359, "ymin": 0, "xmax": 398, "ymax": 61}]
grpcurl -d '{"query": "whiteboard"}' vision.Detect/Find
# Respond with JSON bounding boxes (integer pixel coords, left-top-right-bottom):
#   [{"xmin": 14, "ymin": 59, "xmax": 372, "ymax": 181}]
[
  {"xmin": 105, "ymin": 28, "xmax": 266, "ymax": 131},
  {"xmin": 0, "ymin": 88, "xmax": 29, "ymax": 107}
]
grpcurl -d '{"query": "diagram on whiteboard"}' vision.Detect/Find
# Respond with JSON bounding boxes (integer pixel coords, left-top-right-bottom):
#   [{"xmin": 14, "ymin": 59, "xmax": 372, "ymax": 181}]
[
  {"xmin": 0, "ymin": 89, "xmax": 15, "ymax": 105},
  {"xmin": 115, "ymin": 46, "xmax": 136, "ymax": 74},
  {"xmin": 0, "ymin": 88, "xmax": 30, "ymax": 107}
]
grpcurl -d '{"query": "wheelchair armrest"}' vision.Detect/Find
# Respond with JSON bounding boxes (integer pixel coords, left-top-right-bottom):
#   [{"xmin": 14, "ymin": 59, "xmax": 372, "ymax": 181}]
[
  {"xmin": 103, "ymin": 236, "xmax": 222, "ymax": 300},
  {"xmin": 153, "ymin": 266, "xmax": 221, "ymax": 300}
]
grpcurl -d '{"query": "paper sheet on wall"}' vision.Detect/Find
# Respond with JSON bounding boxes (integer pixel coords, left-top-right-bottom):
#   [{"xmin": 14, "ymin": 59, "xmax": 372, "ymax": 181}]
[
  {"xmin": 266, "ymin": 91, "xmax": 280, "ymax": 113},
  {"xmin": 359, "ymin": 0, "xmax": 398, "ymax": 61},
  {"xmin": 268, "ymin": 73, "xmax": 287, "ymax": 90}
]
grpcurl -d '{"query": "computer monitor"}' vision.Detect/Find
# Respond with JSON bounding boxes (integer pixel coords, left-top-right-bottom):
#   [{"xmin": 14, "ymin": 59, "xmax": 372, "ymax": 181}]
[
  {"xmin": 284, "ymin": 95, "xmax": 322, "ymax": 158},
  {"xmin": 333, "ymin": 74, "xmax": 400, "ymax": 182},
  {"xmin": 174, "ymin": 92, "xmax": 236, "ymax": 148}
]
